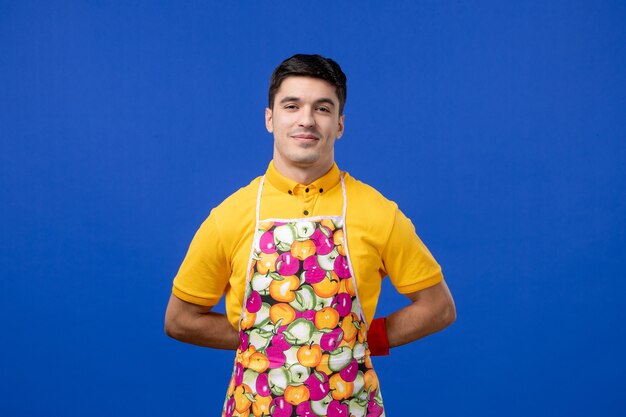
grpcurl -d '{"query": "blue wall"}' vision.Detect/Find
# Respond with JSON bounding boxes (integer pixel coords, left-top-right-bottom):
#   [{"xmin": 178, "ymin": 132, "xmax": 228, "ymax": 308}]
[{"xmin": 1, "ymin": 1, "xmax": 625, "ymax": 416}]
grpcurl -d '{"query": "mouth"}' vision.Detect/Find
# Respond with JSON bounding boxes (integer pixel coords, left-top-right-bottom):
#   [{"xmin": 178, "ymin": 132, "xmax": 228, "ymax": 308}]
[
  {"xmin": 291, "ymin": 133, "xmax": 319, "ymax": 140},
  {"xmin": 290, "ymin": 132, "xmax": 320, "ymax": 145}
]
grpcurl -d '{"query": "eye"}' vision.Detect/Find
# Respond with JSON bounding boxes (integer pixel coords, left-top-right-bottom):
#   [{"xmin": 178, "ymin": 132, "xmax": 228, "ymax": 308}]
[
  {"xmin": 284, "ymin": 104, "xmax": 298, "ymax": 110},
  {"xmin": 317, "ymin": 106, "xmax": 331, "ymax": 113}
]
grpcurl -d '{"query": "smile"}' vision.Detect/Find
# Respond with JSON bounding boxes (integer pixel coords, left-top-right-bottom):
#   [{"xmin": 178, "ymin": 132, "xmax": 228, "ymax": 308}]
[{"xmin": 291, "ymin": 134, "xmax": 319, "ymax": 140}]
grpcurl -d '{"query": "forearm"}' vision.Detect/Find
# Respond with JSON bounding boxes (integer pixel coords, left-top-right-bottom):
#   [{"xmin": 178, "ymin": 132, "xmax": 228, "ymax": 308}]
[
  {"xmin": 385, "ymin": 299, "xmax": 455, "ymax": 348},
  {"xmin": 384, "ymin": 281, "xmax": 456, "ymax": 348},
  {"xmin": 165, "ymin": 295, "xmax": 239, "ymax": 350}
]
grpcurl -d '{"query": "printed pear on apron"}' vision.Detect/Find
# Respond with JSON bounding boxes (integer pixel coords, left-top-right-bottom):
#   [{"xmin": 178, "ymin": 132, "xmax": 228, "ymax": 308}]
[{"xmin": 222, "ymin": 175, "xmax": 385, "ymax": 417}]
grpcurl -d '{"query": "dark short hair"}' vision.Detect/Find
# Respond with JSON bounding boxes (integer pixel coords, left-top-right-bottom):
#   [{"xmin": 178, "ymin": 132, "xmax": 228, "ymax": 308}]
[{"xmin": 268, "ymin": 54, "xmax": 347, "ymax": 114}]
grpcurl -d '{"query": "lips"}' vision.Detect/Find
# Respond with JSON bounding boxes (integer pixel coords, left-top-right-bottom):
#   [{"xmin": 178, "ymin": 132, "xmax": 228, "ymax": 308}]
[
  {"xmin": 292, "ymin": 136, "xmax": 319, "ymax": 143},
  {"xmin": 291, "ymin": 131, "xmax": 320, "ymax": 141}
]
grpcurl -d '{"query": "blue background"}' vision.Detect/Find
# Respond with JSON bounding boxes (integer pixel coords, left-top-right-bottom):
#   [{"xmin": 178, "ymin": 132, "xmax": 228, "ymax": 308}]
[{"xmin": 1, "ymin": 1, "xmax": 625, "ymax": 416}]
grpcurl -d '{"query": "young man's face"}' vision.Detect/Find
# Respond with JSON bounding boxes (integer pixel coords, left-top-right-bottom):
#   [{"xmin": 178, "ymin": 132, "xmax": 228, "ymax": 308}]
[{"xmin": 266, "ymin": 76, "xmax": 344, "ymax": 175}]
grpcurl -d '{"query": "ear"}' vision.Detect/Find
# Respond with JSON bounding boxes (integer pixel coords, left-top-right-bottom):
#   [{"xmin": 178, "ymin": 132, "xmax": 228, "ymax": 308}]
[
  {"xmin": 265, "ymin": 107, "xmax": 274, "ymax": 133},
  {"xmin": 336, "ymin": 114, "xmax": 345, "ymax": 139}
]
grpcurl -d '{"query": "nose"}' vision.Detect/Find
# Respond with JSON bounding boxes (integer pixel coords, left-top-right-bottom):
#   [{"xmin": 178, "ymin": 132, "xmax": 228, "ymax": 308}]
[{"xmin": 297, "ymin": 107, "xmax": 315, "ymax": 128}]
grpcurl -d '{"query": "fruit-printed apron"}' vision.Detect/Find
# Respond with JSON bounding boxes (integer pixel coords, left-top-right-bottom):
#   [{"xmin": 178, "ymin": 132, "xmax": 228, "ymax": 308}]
[{"xmin": 222, "ymin": 174, "xmax": 385, "ymax": 417}]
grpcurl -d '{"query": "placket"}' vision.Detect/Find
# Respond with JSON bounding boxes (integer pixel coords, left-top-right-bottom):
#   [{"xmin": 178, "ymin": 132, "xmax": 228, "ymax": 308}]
[{"xmin": 291, "ymin": 184, "xmax": 322, "ymax": 217}]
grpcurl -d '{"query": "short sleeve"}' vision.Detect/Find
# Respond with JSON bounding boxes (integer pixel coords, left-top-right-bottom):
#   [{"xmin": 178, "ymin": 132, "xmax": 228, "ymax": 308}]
[
  {"xmin": 382, "ymin": 208, "xmax": 443, "ymax": 294},
  {"xmin": 172, "ymin": 212, "xmax": 231, "ymax": 306}
]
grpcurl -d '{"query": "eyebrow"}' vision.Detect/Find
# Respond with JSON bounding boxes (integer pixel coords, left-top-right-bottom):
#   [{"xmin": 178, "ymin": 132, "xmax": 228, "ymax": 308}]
[{"xmin": 279, "ymin": 96, "xmax": 337, "ymax": 107}]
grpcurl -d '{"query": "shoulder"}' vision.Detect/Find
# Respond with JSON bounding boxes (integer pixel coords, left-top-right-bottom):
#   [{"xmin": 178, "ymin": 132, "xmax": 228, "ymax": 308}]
[
  {"xmin": 342, "ymin": 171, "xmax": 400, "ymax": 246},
  {"xmin": 342, "ymin": 172, "xmax": 398, "ymax": 214},
  {"xmin": 207, "ymin": 176, "xmax": 261, "ymax": 232},
  {"xmin": 213, "ymin": 176, "xmax": 261, "ymax": 212}
]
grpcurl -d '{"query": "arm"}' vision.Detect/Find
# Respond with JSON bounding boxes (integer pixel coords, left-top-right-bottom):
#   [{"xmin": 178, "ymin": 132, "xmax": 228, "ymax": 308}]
[
  {"xmin": 164, "ymin": 294, "xmax": 239, "ymax": 350},
  {"xmin": 385, "ymin": 279, "xmax": 456, "ymax": 348}
]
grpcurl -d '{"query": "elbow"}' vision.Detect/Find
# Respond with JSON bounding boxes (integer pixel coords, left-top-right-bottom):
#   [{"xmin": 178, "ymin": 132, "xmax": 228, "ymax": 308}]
[
  {"xmin": 164, "ymin": 310, "xmax": 186, "ymax": 341},
  {"xmin": 164, "ymin": 316, "xmax": 178, "ymax": 339},
  {"xmin": 441, "ymin": 300, "xmax": 457, "ymax": 328}
]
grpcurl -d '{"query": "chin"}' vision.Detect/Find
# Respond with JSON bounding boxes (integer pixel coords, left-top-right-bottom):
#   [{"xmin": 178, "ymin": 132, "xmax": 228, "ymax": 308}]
[{"xmin": 284, "ymin": 151, "xmax": 320, "ymax": 165}]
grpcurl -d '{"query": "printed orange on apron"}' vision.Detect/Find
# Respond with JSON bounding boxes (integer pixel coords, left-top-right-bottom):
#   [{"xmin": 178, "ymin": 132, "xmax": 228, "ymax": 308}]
[{"xmin": 222, "ymin": 175, "xmax": 385, "ymax": 417}]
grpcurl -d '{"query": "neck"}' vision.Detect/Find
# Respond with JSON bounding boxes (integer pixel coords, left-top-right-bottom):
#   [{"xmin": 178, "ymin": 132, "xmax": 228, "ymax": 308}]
[{"xmin": 272, "ymin": 158, "xmax": 334, "ymax": 185}]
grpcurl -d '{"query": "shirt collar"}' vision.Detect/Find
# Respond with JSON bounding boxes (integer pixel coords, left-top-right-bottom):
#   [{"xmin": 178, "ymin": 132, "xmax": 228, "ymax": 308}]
[{"xmin": 265, "ymin": 161, "xmax": 341, "ymax": 195}]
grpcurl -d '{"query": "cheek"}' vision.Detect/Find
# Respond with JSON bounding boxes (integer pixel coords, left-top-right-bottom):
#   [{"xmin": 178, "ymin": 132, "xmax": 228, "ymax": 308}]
[{"xmin": 272, "ymin": 117, "xmax": 290, "ymax": 132}]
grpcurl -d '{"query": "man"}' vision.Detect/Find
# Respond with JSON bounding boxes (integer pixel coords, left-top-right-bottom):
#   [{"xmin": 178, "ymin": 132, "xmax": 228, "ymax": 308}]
[{"xmin": 165, "ymin": 54, "xmax": 456, "ymax": 417}]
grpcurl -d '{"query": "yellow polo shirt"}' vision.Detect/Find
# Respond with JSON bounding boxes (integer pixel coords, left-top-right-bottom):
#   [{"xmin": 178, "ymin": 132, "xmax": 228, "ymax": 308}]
[{"xmin": 172, "ymin": 161, "xmax": 443, "ymax": 329}]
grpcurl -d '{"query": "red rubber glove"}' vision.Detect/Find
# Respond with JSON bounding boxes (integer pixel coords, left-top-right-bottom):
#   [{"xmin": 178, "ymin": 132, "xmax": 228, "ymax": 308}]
[{"xmin": 367, "ymin": 317, "xmax": 390, "ymax": 356}]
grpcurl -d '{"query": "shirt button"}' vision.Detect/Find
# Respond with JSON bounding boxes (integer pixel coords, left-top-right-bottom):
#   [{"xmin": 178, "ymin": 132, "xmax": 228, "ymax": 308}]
[
  {"xmin": 319, "ymin": 188, "xmax": 323, "ymax": 193},
  {"xmin": 288, "ymin": 190, "xmax": 293, "ymax": 195},
  {"xmin": 305, "ymin": 188, "xmax": 309, "ymax": 193},
  {"xmin": 303, "ymin": 210, "xmax": 309, "ymax": 216}
]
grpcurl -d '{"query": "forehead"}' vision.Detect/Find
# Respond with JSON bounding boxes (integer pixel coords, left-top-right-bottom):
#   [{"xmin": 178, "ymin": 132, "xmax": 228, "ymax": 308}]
[{"xmin": 275, "ymin": 76, "xmax": 339, "ymax": 104}]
